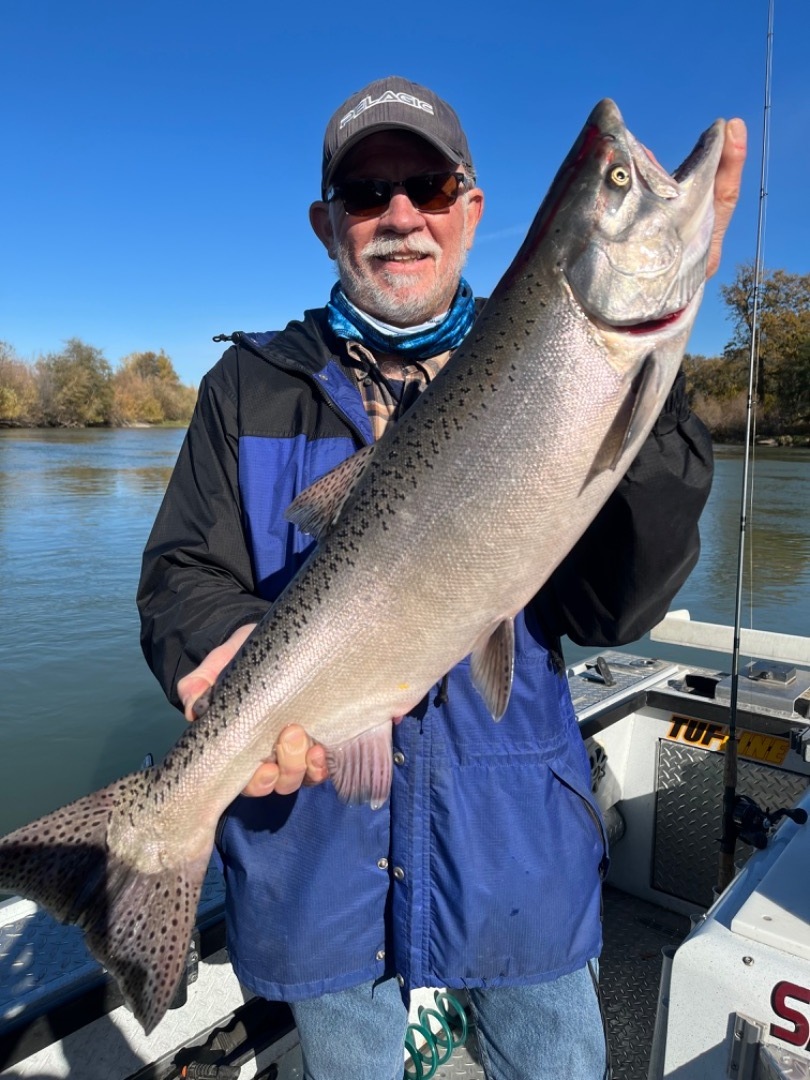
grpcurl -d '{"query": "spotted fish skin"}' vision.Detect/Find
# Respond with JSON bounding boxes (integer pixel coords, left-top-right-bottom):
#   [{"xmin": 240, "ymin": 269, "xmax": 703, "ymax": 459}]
[
  {"xmin": 0, "ymin": 772, "xmax": 210, "ymax": 1034},
  {"xmin": 0, "ymin": 100, "xmax": 724, "ymax": 1033}
]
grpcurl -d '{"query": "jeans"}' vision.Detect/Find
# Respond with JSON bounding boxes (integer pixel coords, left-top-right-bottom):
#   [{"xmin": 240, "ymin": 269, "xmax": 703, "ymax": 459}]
[{"xmin": 290, "ymin": 963, "xmax": 608, "ymax": 1080}]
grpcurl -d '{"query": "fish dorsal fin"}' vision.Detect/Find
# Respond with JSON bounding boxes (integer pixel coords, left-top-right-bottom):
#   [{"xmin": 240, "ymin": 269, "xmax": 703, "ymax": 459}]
[
  {"xmin": 470, "ymin": 618, "xmax": 515, "ymax": 722},
  {"xmin": 586, "ymin": 354, "xmax": 660, "ymax": 484},
  {"xmin": 285, "ymin": 445, "xmax": 377, "ymax": 539},
  {"xmin": 325, "ymin": 720, "xmax": 393, "ymax": 810}
]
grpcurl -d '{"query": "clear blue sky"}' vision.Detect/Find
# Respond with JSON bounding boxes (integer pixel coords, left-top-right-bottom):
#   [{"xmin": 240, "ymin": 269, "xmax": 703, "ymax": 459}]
[{"xmin": 2, "ymin": 1, "xmax": 807, "ymax": 387}]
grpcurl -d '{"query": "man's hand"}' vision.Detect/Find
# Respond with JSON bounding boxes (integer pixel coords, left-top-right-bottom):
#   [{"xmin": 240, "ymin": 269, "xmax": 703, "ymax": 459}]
[
  {"xmin": 707, "ymin": 118, "xmax": 747, "ymax": 279},
  {"xmin": 177, "ymin": 623, "xmax": 329, "ymax": 797}
]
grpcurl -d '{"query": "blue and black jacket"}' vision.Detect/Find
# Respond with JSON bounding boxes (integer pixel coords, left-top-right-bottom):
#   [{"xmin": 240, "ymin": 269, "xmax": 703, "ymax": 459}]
[{"xmin": 138, "ymin": 307, "xmax": 713, "ymax": 1000}]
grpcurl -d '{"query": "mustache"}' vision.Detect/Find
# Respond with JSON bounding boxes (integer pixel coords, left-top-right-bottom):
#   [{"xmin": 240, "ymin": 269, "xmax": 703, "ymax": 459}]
[{"xmin": 359, "ymin": 235, "xmax": 442, "ymax": 260}]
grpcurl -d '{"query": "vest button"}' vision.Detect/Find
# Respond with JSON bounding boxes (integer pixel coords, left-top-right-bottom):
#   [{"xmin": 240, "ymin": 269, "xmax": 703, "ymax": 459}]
[
  {"xmin": 376, "ymin": 949, "xmax": 386, "ymax": 961},
  {"xmin": 377, "ymin": 857, "xmax": 389, "ymax": 870},
  {"xmin": 393, "ymin": 751, "xmax": 405, "ymax": 766},
  {"xmin": 397, "ymin": 974, "xmax": 405, "ymax": 987},
  {"xmin": 393, "ymin": 865, "xmax": 405, "ymax": 881}
]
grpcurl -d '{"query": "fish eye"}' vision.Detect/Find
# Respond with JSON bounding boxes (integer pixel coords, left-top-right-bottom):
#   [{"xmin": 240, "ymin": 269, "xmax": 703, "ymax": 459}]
[{"xmin": 608, "ymin": 165, "xmax": 631, "ymax": 189}]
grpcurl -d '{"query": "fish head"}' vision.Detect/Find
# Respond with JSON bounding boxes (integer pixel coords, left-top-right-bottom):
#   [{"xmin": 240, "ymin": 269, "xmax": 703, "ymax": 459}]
[
  {"xmin": 492, "ymin": 99, "xmax": 725, "ymax": 471},
  {"xmin": 498, "ymin": 99, "xmax": 725, "ymax": 367},
  {"xmin": 561, "ymin": 98, "xmax": 724, "ymax": 351}
]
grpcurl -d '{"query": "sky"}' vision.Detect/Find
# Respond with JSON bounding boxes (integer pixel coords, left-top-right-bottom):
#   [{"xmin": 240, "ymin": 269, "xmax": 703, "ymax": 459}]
[{"xmin": 2, "ymin": 1, "xmax": 808, "ymax": 387}]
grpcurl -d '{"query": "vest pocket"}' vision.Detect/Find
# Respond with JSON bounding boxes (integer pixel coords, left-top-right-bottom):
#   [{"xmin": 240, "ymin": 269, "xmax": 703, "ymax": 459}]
[{"xmin": 549, "ymin": 765, "xmax": 610, "ymax": 879}]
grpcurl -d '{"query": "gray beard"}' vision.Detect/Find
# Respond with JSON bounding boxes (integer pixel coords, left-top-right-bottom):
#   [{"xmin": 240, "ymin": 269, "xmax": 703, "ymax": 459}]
[{"xmin": 334, "ymin": 228, "xmax": 469, "ymax": 326}]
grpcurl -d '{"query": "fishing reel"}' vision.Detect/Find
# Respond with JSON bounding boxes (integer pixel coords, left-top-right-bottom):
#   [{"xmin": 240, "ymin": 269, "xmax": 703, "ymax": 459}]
[
  {"xmin": 731, "ymin": 794, "xmax": 808, "ymax": 850},
  {"xmin": 404, "ymin": 990, "xmax": 469, "ymax": 1080}
]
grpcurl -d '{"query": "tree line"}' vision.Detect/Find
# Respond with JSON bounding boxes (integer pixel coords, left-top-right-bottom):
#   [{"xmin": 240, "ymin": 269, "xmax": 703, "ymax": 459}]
[
  {"xmin": 1, "ymin": 263, "xmax": 808, "ymax": 435},
  {"xmin": 684, "ymin": 264, "xmax": 809, "ymax": 443},
  {"xmin": 0, "ymin": 339, "xmax": 198, "ymax": 427}
]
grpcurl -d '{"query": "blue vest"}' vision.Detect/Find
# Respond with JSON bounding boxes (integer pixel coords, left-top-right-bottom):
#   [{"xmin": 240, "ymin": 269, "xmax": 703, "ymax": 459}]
[{"xmin": 217, "ymin": 357, "xmax": 607, "ymax": 1002}]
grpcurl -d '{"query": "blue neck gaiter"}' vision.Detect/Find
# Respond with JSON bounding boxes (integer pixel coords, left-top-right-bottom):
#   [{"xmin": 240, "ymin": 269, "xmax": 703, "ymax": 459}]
[{"xmin": 326, "ymin": 280, "xmax": 476, "ymax": 359}]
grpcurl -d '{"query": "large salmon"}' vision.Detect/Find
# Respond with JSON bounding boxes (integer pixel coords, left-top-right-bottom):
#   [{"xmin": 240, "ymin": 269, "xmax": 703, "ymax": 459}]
[{"xmin": 0, "ymin": 100, "xmax": 724, "ymax": 1033}]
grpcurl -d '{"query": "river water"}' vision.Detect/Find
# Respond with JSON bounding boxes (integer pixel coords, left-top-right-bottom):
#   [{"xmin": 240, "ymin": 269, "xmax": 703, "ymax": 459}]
[{"xmin": 1, "ymin": 429, "xmax": 808, "ymax": 836}]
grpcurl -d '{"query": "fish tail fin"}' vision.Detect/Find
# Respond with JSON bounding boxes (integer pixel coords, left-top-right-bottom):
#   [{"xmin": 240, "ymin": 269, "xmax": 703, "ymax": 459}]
[{"xmin": 0, "ymin": 774, "xmax": 211, "ymax": 1035}]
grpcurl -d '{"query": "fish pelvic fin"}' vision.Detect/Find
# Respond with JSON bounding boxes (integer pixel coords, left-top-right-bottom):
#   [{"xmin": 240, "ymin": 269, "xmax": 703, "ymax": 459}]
[
  {"xmin": 470, "ymin": 617, "xmax": 515, "ymax": 721},
  {"xmin": 325, "ymin": 721, "xmax": 393, "ymax": 810},
  {"xmin": 0, "ymin": 774, "xmax": 211, "ymax": 1035}
]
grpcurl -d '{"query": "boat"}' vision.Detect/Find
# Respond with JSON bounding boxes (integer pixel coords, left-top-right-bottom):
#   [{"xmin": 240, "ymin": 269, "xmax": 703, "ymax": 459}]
[
  {"xmin": 2, "ymin": 608, "xmax": 809, "ymax": 1078},
  {"xmin": 5, "ymin": 2, "xmax": 805, "ymax": 1073}
]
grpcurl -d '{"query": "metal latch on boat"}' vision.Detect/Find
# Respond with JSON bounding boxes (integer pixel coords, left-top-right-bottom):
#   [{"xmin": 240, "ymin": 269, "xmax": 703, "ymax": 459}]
[
  {"xmin": 714, "ymin": 661, "xmax": 810, "ymax": 718},
  {"xmin": 729, "ymin": 1014, "xmax": 810, "ymax": 1079}
]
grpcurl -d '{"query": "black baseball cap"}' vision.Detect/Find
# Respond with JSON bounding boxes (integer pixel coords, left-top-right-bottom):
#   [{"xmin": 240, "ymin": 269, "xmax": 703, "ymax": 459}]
[{"xmin": 321, "ymin": 76, "xmax": 475, "ymax": 199}]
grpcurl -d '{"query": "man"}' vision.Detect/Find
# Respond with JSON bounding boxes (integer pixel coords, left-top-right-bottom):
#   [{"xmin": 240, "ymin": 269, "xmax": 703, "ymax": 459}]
[{"xmin": 138, "ymin": 77, "xmax": 746, "ymax": 1079}]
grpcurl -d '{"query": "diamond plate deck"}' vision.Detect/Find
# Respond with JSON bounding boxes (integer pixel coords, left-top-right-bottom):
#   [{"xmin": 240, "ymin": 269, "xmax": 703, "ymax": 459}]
[
  {"xmin": 601, "ymin": 886, "xmax": 690, "ymax": 1080},
  {"xmin": 654, "ymin": 740, "xmax": 809, "ymax": 907}
]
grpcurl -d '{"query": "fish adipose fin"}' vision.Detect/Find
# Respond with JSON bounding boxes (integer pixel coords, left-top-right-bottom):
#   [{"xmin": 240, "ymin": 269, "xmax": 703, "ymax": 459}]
[
  {"xmin": 0, "ymin": 775, "xmax": 211, "ymax": 1035},
  {"xmin": 470, "ymin": 617, "xmax": 515, "ymax": 721},
  {"xmin": 584, "ymin": 354, "xmax": 661, "ymax": 487},
  {"xmin": 286, "ymin": 445, "xmax": 377, "ymax": 539},
  {"xmin": 325, "ymin": 721, "xmax": 393, "ymax": 810}
]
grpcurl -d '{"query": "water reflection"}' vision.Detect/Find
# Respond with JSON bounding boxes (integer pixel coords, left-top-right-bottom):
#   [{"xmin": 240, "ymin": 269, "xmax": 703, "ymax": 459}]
[
  {"xmin": 26, "ymin": 464, "xmax": 176, "ymax": 497},
  {"xmin": 0, "ymin": 428, "xmax": 186, "ymax": 834},
  {"xmin": 0, "ymin": 430, "xmax": 808, "ymax": 835},
  {"xmin": 679, "ymin": 447, "xmax": 810, "ymax": 632}
]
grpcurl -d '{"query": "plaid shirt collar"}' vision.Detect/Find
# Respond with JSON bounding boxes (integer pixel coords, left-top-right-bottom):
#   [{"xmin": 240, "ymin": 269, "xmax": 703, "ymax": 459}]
[{"xmin": 341, "ymin": 340, "xmax": 452, "ymax": 442}]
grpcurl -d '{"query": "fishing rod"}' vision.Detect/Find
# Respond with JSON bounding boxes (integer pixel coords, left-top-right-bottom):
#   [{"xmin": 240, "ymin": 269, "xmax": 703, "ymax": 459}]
[{"xmin": 717, "ymin": 0, "xmax": 775, "ymax": 893}]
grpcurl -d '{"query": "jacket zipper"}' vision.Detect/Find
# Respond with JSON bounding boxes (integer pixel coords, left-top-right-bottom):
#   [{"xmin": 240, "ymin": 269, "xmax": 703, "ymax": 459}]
[{"xmin": 552, "ymin": 768, "xmax": 610, "ymax": 881}]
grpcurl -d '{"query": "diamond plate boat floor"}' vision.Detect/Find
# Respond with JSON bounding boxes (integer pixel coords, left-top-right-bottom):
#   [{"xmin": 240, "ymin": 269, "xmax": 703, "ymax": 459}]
[{"xmin": 601, "ymin": 886, "xmax": 690, "ymax": 1080}]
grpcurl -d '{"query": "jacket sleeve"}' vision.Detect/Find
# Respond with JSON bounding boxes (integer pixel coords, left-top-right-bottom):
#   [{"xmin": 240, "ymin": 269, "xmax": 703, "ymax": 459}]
[
  {"xmin": 137, "ymin": 354, "xmax": 272, "ymax": 707},
  {"xmin": 538, "ymin": 369, "xmax": 714, "ymax": 647}
]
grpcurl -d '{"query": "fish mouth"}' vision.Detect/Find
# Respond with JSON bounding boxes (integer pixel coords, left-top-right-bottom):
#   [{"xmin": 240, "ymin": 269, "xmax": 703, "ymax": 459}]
[
  {"xmin": 564, "ymin": 267, "xmax": 701, "ymax": 339},
  {"xmin": 606, "ymin": 306, "xmax": 687, "ymax": 336}
]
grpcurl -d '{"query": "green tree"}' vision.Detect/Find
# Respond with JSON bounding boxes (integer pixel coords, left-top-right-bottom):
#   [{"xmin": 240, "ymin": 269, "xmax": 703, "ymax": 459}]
[
  {"xmin": 125, "ymin": 350, "xmax": 177, "ymax": 384},
  {"xmin": 0, "ymin": 342, "xmax": 40, "ymax": 425},
  {"xmin": 36, "ymin": 339, "xmax": 113, "ymax": 427},
  {"xmin": 720, "ymin": 265, "xmax": 810, "ymax": 431},
  {"xmin": 683, "ymin": 352, "xmax": 749, "ymax": 441},
  {"xmin": 112, "ymin": 350, "xmax": 197, "ymax": 425}
]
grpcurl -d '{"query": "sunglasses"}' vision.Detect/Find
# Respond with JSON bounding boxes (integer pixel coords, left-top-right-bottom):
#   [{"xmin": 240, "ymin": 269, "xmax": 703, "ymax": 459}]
[{"xmin": 327, "ymin": 171, "xmax": 467, "ymax": 219}]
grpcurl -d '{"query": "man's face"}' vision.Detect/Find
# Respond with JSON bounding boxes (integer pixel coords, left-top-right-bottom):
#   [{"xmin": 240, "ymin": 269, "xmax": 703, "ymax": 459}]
[{"xmin": 310, "ymin": 130, "xmax": 484, "ymax": 326}]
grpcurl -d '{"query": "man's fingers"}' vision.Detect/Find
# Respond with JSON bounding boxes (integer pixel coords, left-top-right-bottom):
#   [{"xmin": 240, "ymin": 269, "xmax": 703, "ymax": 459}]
[
  {"xmin": 241, "ymin": 726, "xmax": 329, "ymax": 797},
  {"xmin": 178, "ymin": 673, "xmax": 214, "ymax": 722},
  {"xmin": 271, "ymin": 726, "xmax": 310, "ymax": 795},
  {"xmin": 242, "ymin": 761, "xmax": 282, "ymax": 797},
  {"xmin": 707, "ymin": 118, "xmax": 747, "ymax": 279},
  {"xmin": 177, "ymin": 623, "xmax": 258, "ymax": 723},
  {"xmin": 303, "ymin": 743, "xmax": 329, "ymax": 787}
]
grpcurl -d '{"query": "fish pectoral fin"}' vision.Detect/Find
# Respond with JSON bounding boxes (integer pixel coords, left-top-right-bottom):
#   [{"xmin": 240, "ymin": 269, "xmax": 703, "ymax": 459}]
[
  {"xmin": 0, "ymin": 775, "xmax": 212, "ymax": 1036},
  {"xmin": 285, "ymin": 445, "xmax": 377, "ymax": 539},
  {"xmin": 325, "ymin": 721, "xmax": 393, "ymax": 810},
  {"xmin": 585, "ymin": 354, "xmax": 660, "ymax": 486},
  {"xmin": 470, "ymin": 617, "xmax": 515, "ymax": 722}
]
